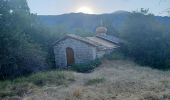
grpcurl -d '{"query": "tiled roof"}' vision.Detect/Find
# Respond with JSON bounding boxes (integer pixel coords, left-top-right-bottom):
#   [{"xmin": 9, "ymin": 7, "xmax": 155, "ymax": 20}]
[
  {"xmin": 54, "ymin": 34, "xmax": 121, "ymax": 50},
  {"xmin": 86, "ymin": 37, "xmax": 118, "ymax": 49},
  {"xmin": 96, "ymin": 34, "xmax": 123, "ymax": 44},
  {"xmin": 54, "ymin": 34, "xmax": 100, "ymax": 47}
]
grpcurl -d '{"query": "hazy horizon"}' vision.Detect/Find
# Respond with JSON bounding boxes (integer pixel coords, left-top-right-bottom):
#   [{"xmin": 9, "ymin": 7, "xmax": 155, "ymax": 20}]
[{"xmin": 27, "ymin": 0, "xmax": 170, "ymax": 16}]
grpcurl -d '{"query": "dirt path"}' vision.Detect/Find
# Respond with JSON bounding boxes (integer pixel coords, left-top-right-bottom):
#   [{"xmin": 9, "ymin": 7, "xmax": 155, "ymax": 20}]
[{"xmin": 24, "ymin": 60, "xmax": 170, "ymax": 100}]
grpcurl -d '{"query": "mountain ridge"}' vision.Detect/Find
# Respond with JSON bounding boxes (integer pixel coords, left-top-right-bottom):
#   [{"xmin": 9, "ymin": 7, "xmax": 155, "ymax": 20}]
[{"xmin": 37, "ymin": 11, "xmax": 170, "ymax": 33}]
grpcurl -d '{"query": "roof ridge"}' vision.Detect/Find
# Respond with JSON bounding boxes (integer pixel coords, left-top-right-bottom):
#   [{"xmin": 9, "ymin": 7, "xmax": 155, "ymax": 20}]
[{"xmin": 54, "ymin": 34, "xmax": 100, "ymax": 47}]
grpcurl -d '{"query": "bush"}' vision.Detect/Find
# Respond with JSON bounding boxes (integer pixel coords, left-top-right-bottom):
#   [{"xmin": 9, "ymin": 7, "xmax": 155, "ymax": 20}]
[
  {"xmin": 71, "ymin": 59, "xmax": 101, "ymax": 73},
  {"xmin": 120, "ymin": 11, "xmax": 170, "ymax": 70},
  {"xmin": 105, "ymin": 50, "xmax": 126, "ymax": 60},
  {"xmin": 0, "ymin": 0, "xmax": 49, "ymax": 80}
]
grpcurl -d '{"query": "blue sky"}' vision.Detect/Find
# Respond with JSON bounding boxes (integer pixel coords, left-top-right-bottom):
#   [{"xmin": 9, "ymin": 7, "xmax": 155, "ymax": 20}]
[{"xmin": 27, "ymin": 0, "xmax": 170, "ymax": 16}]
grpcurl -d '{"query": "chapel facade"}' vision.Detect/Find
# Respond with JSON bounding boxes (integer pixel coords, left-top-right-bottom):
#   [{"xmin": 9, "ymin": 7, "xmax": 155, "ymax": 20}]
[{"xmin": 54, "ymin": 25, "xmax": 122, "ymax": 67}]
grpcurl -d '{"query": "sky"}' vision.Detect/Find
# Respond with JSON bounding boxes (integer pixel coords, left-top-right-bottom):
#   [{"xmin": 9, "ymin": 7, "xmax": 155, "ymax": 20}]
[{"xmin": 27, "ymin": 0, "xmax": 170, "ymax": 16}]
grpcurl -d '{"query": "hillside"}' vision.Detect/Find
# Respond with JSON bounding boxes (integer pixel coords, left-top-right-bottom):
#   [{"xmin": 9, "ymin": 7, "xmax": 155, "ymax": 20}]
[
  {"xmin": 37, "ymin": 11, "xmax": 170, "ymax": 33},
  {"xmin": 1, "ymin": 1, "xmax": 170, "ymax": 100},
  {"xmin": 18, "ymin": 59, "xmax": 170, "ymax": 100}
]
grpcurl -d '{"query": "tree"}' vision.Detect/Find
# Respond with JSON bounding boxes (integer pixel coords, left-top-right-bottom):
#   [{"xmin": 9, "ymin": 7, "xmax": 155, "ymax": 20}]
[
  {"xmin": 121, "ymin": 11, "xmax": 170, "ymax": 69},
  {"xmin": 0, "ymin": 0, "xmax": 47, "ymax": 79}
]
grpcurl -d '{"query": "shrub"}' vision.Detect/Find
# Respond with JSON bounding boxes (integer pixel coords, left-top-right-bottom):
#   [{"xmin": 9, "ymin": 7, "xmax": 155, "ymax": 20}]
[
  {"xmin": 105, "ymin": 50, "xmax": 126, "ymax": 60},
  {"xmin": 120, "ymin": 12, "xmax": 170, "ymax": 70},
  {"xmin": 71, "ymin": 59, "xmax": 101, "ymax": 73}
]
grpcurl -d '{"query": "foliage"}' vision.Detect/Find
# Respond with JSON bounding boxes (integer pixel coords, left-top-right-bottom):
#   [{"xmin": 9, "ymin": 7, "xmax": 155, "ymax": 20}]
[
  {"xmin": 0, "ymin": 0, "xmax": 103, "ymax": 80},
  {"xmin": 104, "ymin": 49, "xmax": 126, "ymax": 60},
  {"xmin": 120, "ymin": 10, "xmax": 170, "ymax": 70},
  {"xmin": 1, "ymin": 0, "xmax": 170, "ymax": 81},
  {"xmin": 71, "ymin": 59, "xmax": 101, "ymax": 73},
  {"xmin": 103, "ymin": 19, "xmax": 121, "ymax": 37},
  {"xmin": 0, "ymin": 0, "xmax": 55, "ymax": 79}
]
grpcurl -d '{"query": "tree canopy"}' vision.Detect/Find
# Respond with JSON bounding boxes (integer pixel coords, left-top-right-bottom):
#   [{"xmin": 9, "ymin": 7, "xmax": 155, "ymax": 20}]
[
  {"xmin": 121, "ymin": 11, "xmax": 170, "ymax": 69},
  {"xmin": 0, "ymin": 0, "xmax": 48, "ymax": 79}
]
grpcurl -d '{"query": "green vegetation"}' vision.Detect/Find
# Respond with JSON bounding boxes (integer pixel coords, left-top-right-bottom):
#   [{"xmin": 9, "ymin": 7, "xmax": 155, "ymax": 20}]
[
  {"xmin": 1, "ymin": 0, "xmax": 170, "ymax": 99},
  {"xmin": 85, "ymin": 77, "xmax": 105, "ymax": 85},
  {"xmin": 0, "ymin": 71, "xmax": 74, "ymax": 98},
  {"xmin": 0, "ymin": 0, "xmax": 48, "ymax": 79},
  {"xmin": 0, "ymin": 0, "xmax": 99, "ymax": 80},
  {"xmin": 120, "ymin": 9, "xmax": 170, "ymax": 70},
  {"xmin": 105, "ymin": 50, "xmax": 126, "ymax": 60},
  {"xmin": 0, "ymin": 0, "xmax": 68, "ymax": 79},
  {"xmin": 71, "ymin": 59, "xmax": 101, "ymax": 73},
  {"xmin": 0, "ymin": 0, "xmax": 170, "ymax": 83},
  {"xmin": 13, "ymin": 71, "xmax": 75, "ymax": 86}
]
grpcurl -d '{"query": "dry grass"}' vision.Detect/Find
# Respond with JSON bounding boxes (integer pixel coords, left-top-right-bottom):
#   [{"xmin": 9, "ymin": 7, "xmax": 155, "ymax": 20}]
[
  {"xmin": 0, "ymin": 71, "xmax": 75, "ymax": 100},
  {"xmin": 72, "ymin": 87, "xmax": 83, "ymax": 98},
  {"xmin": 20, "ymin": 60, "xmax": 170, "ymax": 100},
  {"xmin": 85, "ymin": 77, "xmax": 105, "ymax": 85}
]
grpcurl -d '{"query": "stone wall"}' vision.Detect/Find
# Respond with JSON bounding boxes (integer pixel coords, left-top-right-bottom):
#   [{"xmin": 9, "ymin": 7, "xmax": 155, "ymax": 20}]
[{"xmin": 54, "ymin": 38, "xmax": 97, "ymax": 68}]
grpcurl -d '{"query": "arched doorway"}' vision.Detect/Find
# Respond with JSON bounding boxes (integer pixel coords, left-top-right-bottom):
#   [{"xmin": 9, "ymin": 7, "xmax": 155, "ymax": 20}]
[{"xmin": 66, "ymin": 47, "xmax": 75, "ymax": 66}]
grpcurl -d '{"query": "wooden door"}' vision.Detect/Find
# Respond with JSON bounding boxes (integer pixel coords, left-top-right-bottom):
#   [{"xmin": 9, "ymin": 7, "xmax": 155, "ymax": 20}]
[{"xmin": 66, "ymin": 47, "xmax": 75, "ymax": 66}]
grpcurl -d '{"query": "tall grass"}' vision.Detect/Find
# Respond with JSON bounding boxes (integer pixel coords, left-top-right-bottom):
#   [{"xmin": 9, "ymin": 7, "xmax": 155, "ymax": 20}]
[
  {"xmin": 85, "ymin": 77, "xmax": 105, "ymax": 85},
  {"xmin": 0, "ymin": 70, "xmax": 75, "ymax": 98}
]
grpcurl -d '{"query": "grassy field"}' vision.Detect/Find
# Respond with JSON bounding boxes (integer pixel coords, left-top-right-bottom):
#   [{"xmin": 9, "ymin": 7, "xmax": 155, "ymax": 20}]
[
  {"xmin": 0, "ymin": 71, "xmax": 75, "ymax": 100},
  {"xmin": 1, "ymin": 59, "xmax": 170, "ymax": 100}
]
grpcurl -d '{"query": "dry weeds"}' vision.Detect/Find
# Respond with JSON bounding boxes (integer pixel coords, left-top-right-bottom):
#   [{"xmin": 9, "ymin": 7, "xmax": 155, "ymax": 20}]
[{"xmin": 23, "ymin": 59, "xmax": 170, "ymax": 100}]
